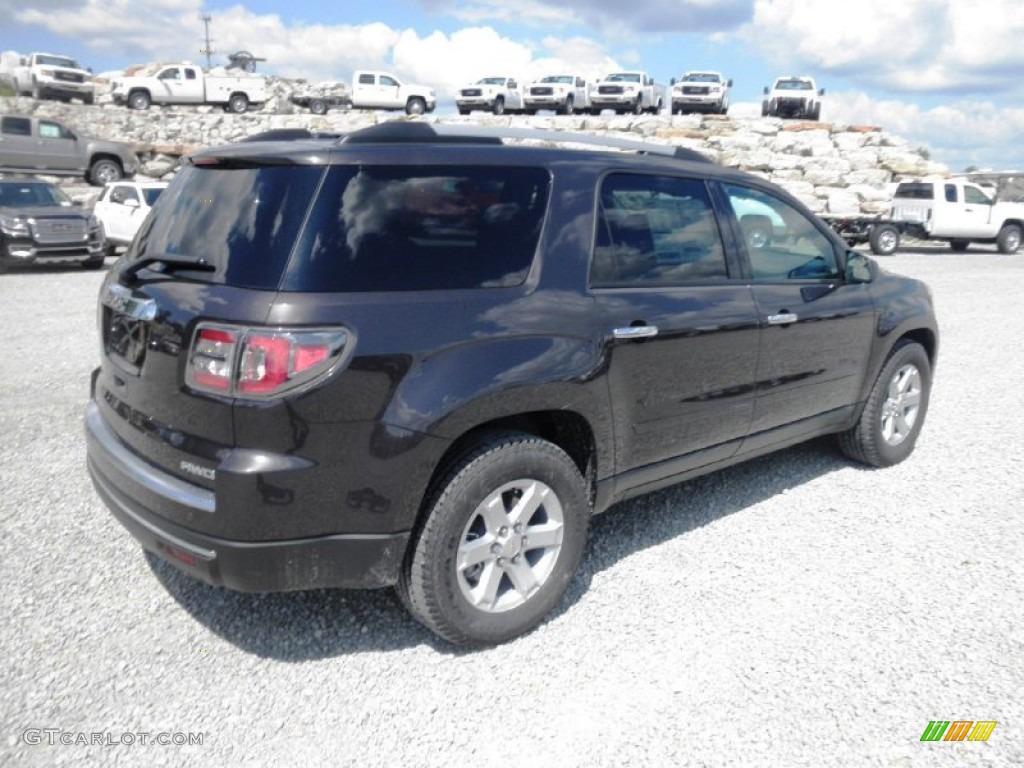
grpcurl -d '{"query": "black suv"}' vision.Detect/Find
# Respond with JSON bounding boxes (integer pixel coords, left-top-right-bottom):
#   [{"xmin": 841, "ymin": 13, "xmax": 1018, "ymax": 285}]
[
  {"xmin": 85, "ymin": 123, "xmax": 938, "ymax": 645},
  {"xmin": 0, "ymin": 178, "xmax": 105, "ymax": 269}
]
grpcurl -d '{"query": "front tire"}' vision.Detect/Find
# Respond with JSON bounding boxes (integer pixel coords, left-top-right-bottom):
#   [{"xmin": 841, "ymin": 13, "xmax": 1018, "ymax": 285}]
[
  {"xmin": 406, "ymin": 97, "xmax": 426, "ymax": 115},
  {"xmin": 397, "ymin": 433, "xmax": 590, "ymax": 645},
  {"xmin": 996, "ymin": 224, "xmax": 1022, "ymax": 254},
  {"xmin": 492, "ymin": 96, "xmax": 505, "ymax": 115},
  {"xmin": 839, "ymin": 341, "xmax": 931, "ymax": 467},
  {"xmin": 560, "ymin": 95, "xmax": 573, "ymax": 116}
]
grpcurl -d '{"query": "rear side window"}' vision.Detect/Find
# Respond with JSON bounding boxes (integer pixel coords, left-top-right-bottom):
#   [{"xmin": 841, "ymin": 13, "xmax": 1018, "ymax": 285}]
[
  {"xmin": 895, "ymin": 183, "xmax": 934, "ymax": 200},
  {"xmin": 131, "ymin": 164, "xmax": 323, "ymax": 289},
  {"xmin": 1, "ymin": 117, "xmax": 31, "ymax": 136},
  {"xmin": 591, "ymin": 173, "xmax": 727, "ymax": 287},
  {"xmin": 283, "ymin": 165, "xmax": 550, "ymax": 292}
]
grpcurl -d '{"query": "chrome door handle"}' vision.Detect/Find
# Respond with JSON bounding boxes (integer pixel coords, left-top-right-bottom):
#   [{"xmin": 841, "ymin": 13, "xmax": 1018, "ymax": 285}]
[
  {"xmin": 766, "ymin": 312, "xmax": 798, "ymax": 326},
  {"xmin": 613, "ymin": 325, "xmax": 659, "ymax": 339}
]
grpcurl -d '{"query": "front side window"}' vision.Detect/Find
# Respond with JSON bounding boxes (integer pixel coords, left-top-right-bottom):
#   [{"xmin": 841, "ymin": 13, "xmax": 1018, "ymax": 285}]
[
  {"xmin": 380, "ymin": 75, "xmax": 398, "ymax": 87},
  {"xmin": 591, "ymin": 174, "xmax": 728, "ymax": 288},
  {"xmin": 158, "ymin": 68, "xmax": 181, "ymax": 80},
  {"xmin": 725, "ymin": 184, "xmax": 839, "ymax": 281},
  {"xmin": 964, "ymin": 186, "xmax": 992, "ymax": 205}
]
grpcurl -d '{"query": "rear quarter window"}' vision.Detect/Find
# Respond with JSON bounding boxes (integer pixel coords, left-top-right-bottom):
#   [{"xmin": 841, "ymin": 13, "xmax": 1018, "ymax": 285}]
[
  {"xmin": 283, "ymin": 165, "xmax": 551, "ymax": 292},
  {"xmin": 894, "ymin": 183, "xmax": 934, "ymax": 200}
]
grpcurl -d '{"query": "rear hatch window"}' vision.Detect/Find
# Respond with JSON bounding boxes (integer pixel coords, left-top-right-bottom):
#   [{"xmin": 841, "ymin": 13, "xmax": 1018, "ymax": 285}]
[
  {"xmin": 894, "ymin": 183, "xmax": 934, "ymax": 200},
  {"xmin": 130, "ymin": 163, "xmax": 551, "ymax": 292}
]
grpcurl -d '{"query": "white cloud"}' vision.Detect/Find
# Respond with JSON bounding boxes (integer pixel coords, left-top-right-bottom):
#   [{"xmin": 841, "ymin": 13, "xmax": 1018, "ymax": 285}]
[{"xmin": 740, "ymin": 0, "xmax": 1024, "ymax": 93}]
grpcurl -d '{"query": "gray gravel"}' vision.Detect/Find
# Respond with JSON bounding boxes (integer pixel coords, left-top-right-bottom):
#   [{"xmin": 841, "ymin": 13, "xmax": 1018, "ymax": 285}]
[{"xmin": 1, "ymin": 247, "xmax": 1022, "ymax": 767}]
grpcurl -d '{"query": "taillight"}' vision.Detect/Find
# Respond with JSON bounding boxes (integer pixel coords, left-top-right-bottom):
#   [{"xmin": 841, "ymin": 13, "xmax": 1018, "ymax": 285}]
[{"xmin": 186, "ymin": 323, "xmax": 349, "ymax": 399}]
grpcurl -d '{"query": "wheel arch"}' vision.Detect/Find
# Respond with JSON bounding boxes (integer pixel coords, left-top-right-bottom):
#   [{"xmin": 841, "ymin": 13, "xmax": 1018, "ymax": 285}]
[{"xmin": 416, "ymin": 409, "xmax": 599, "ymax": 530}]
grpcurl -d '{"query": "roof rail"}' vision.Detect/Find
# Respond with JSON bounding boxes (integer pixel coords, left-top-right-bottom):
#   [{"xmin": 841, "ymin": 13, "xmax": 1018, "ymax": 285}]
[{"xmin": 341, "ymin": 122, "xmax": 712, "ymax": 163}]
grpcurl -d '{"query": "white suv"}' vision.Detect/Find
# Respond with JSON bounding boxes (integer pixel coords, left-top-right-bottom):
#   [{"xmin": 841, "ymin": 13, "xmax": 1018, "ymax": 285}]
[{"xmin": 93, "ymin": 181, "xmax": 168, "ymax": 253}]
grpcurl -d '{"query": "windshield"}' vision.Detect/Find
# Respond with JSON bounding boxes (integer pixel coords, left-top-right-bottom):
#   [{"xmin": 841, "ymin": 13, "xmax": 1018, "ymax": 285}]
[
  {"xmin": 141, "ymin": 187, "xmax": 165, "ymax": 206},
  {"xmin": 541, "ymin": 76, "xmax": 574, "ymax": 84},
  {"xmin": 683, "ymin": 73, "xmax": 720, "ymax": 83},
  {"xmin": 478, "ymin": 77, "xmax": 506, "ymax": 85},
  {"xmin": 606, "ymin": 73, "xmax": 641, "ymax": 83},
  {"xmin": 37, "ymin": 55, "xmax": 79, "ymax": 69},
  {"xmin": 0, "ymin": 182, "xmax": 71, "ymax": 208},
  {"xmin": 775, "ymin": 79, "xmax": 813, "ymax": 90}
]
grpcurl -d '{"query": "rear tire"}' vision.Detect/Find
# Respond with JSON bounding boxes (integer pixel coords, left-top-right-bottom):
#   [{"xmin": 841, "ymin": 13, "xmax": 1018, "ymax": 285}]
[
  {"xmin": 869, "ymin": 224, "xmax": 900, "ymax": 255},
  {"xmin": 996, "ymin": 224, "xmax": 1022, "ymax": 254},
  {"xmin": 309, "ymin": 98, "xmax": 328, "ymax": 115},
  {"xmin": 127, "ymin": 90, "xmax": 151, "ymax": 110},
  {"xmin": 88, "ymin": 158, "xmax": 122, "ymax": 186},
  {"xmin": 228, "ymin": 93, "xmax": 249, "ymax": 113},
  {"xmin": 397, "ymin": 432, "xmax": 590, "ymax": 646},
  {"xmin": 839, "ymin": 341, "xmax": 931, "ymax": 467}
]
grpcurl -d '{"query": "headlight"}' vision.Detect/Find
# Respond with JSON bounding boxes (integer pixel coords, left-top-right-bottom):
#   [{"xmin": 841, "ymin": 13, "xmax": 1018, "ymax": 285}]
[
  {"xmin": 624, "ymin": 85, "xmax": 638, "ymax": 93},
  {"xmin": 39, "ymin": 68, "xmax": 54, "ymax": 77},
  {"xmin": 0, "ymin": 215, "xmax": 30, "ymax": 236}
]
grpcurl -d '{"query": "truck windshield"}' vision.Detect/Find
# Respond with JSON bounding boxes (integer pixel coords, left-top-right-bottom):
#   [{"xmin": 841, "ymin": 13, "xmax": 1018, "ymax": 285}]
[
  {"xmin": 37, "ymin": 55, "xmax": 78, "ymax": 68},
  {"xmin": 478, "ymin": 78, "xmax": 507, "ymax": 85},
  {"xmin": 541, "ymin": 76, "xmax": 574, "ymax": 84},
  {"xmin": 606, "ymin": 73, "xmax": 641, "ymax": 83},
  {"xmin": 776, "ymin": 80, "xmax": 812, "ymax": 90},
  {"xmin": 684, "ymin": 74, "xmax": 720, "ymax": 83}
]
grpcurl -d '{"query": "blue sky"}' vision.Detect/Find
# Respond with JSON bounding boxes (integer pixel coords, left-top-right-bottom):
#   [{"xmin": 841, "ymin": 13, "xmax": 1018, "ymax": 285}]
[{"xmin": 2, "ymin": 0, "xmax": 1023, "ymax": 171}]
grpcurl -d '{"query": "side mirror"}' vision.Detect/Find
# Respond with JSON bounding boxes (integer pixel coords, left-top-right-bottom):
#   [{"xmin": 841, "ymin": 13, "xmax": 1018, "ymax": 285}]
[
  {"xmin": 124, "ymin": 198, "xmax": 140, "ymax": 208},
  {"xmin": 508, "ymin": 80, "xmax": 517, "ymax": 89},
  {"xmin": 845, "ymin": 251, "xmax": 876, "ymax": 283},
  {"xmin": 819, "ymin": 88, "xmax": 826, "ymax": 96},
  {"xmin": 763, "ymin": 86, "xmax": 769, "ymax": 95},
  {"xmin": 670, "ymin": 77, "xmax": 676, "ymax": 85},
  {"xmin": 727, "ymin": 79, "xmax": 733, "ymax": 87}
]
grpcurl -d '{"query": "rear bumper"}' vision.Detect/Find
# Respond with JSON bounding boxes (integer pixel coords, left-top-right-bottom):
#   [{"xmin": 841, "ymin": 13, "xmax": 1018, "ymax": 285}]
[{"xmin": 85, "ymin": 401, "xmax": 410, "ymax": 591}]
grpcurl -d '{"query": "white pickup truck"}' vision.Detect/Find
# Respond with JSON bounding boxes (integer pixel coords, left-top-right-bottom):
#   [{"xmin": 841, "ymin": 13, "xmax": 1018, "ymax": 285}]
[
  {"xmin": 589, "ymin": 71, "xmax": 667, "ymax": 115},
  {"xmin": 761, "ymin": 75, "xmax": 824, "ymax": 121},
  {"xmin": 670, "ymin": 71, "xmax": 731, "ymax": 115},
  {"xmin": 456, "ymin": 77, "xmax": 523, "ymax": 115},
  {"xmin": 110, "ymin": 64, "xmax": 268, "ymax": 113},
  {"xmin": 13, "ymin": 52, "xmax": 94, "ymax": 104},
  {"xmin": 351, "ymin": 70, "xmax": 436, "ymax": 115},
  {"xmin": 522, "ymin": 75, "xmax": 590, "ymax": 115},
  {"xmin": 826, "ymin": 177, "xmax": 1024, "ymax": 255}
]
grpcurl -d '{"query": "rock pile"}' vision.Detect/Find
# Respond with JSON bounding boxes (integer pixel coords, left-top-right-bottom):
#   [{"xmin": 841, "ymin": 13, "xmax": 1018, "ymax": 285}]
[{"xmin": 0, "ymin": 93, "xmax": 948, "ymax": 214}]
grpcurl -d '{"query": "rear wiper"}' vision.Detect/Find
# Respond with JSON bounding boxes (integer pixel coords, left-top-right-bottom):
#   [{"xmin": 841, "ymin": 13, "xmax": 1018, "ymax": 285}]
[{"xmin": 123, "ymin": 256, "xmax": 216, "ymax": 282}]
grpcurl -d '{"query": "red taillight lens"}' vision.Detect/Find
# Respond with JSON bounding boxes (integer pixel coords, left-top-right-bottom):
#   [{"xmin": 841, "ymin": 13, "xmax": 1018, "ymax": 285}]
[{"xmin": 186, "ymin": 324, "xmax": 348, "ymax": 398}]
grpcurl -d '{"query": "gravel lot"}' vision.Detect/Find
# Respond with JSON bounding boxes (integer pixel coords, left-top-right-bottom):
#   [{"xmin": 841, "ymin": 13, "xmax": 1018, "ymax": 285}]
[{"xmin": 1, "ymin": 247, "xmax": 1021, "ymax": 767}]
